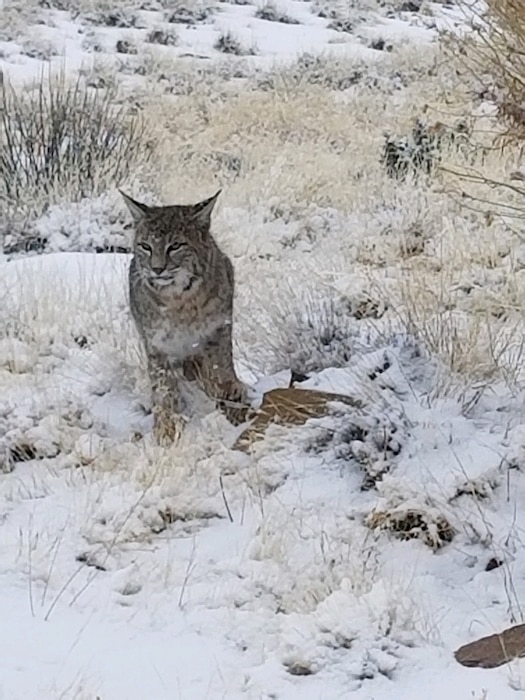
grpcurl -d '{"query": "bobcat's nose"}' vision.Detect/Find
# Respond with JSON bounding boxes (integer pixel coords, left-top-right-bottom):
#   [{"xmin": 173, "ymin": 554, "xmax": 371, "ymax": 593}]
[{"xmin": 151, "ymin": 265, "xmax": 165, "ymax": 275}]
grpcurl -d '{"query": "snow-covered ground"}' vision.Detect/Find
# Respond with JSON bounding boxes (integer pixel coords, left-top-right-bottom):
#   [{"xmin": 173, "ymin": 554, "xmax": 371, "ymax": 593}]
[{"xmin": 2, "ymin": 1, "xmax": 525, "ymax": 699}]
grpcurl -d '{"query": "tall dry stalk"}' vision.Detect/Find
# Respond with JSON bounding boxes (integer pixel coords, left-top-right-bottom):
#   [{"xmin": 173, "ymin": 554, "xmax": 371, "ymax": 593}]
[{"xmin": 452, "ymin": 0, "xmax": 525, "ymax": 148}]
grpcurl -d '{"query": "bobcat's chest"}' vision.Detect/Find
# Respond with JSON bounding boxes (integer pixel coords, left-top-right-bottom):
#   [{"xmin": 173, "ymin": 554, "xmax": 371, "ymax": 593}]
[{"xmin": 146, "ymin": 315, "xmax": 225, "ymax": 361}]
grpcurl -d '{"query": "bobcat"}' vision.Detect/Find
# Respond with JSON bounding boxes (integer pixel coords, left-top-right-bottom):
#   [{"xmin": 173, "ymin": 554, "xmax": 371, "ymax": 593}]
[{"xmin": 122, "ymin": 189, "xmax": 249, "ymax": 444}]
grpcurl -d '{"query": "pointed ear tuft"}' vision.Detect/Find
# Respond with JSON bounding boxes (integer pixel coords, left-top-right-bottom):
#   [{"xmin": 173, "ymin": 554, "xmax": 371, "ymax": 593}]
[
  {"xmin": 120, "ymin": 190, "xmax": 149, "ymax": 221},
  {"xmin": 192, "ymin": 189, "xmax": 222, "ymax": 224}
]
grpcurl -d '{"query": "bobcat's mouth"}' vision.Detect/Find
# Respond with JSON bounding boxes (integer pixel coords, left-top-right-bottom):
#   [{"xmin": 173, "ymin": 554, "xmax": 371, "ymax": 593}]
[
  {"xmin": 150, "ymin": 276, "xmax": 173, "ymax": 287},
  {"xmin": 147, "ymin": 271, "xmax": 198, "ymax": 292}
]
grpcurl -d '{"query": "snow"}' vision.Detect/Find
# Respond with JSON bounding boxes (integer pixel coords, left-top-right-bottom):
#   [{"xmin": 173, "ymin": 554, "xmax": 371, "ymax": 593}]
[
  {"xmin": 1, "ymin": 250, "xmax": 525, "ymax": 699},
  {"xmin": 2, "ymin": 0, "xmax": 525, "ymax": 699}
]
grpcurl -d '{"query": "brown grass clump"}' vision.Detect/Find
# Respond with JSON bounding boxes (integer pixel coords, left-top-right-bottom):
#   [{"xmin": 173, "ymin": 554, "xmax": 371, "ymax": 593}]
[
  {"xmin": 233, "ymin": 387, "xmax": 361, "ymax": 452},
  {"xmin": 366, "ymin": 507, "xmax": 455, "ymax": 550}
]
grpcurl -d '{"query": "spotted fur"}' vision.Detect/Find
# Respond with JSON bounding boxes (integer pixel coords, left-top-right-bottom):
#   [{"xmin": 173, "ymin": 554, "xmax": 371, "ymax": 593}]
[{"xmin": 122, "ymin": 189, "xmax": 249, "ymax": 442}]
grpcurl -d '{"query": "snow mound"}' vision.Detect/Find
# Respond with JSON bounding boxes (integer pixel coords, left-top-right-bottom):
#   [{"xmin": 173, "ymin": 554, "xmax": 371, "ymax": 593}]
[{"xmin": 0, "ymin": 251, "xmax": 524, "ymax": 698}]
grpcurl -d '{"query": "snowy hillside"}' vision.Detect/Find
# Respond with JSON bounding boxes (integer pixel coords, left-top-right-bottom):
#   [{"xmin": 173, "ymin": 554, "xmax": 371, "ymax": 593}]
[{"xmin": 2, "ymin": 1, "xmax": 525, "ymax": 699}]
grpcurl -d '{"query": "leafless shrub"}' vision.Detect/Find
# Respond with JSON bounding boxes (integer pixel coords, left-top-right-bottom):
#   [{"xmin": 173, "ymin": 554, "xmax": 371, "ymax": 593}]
[
  {"xmin": 165, "ymin": 0, "xmax": 215, "ymax": 24},
  {"xmin": 146, "ymin": 28, "xmax": 179, "ymax": 46},
  {"xmin": 214, "ymin": 31, "xmax": 256, "ymax": 56},
  {"xmin": 450, "ymin": 0, "xmax": 525, "ymax": 146},
  {"xmin": 0, "ymin": 72, "xmax": 153, "ymax": 215},
  {"xmin": 255, "ymin": 2, "xmax": 300, "ymax": 24}
]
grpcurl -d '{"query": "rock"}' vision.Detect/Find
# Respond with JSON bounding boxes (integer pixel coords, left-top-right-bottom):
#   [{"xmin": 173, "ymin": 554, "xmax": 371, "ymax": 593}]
[
  {"xmin": 455, "ymin": 624, "xmax": 525, "ymax": 668},
  {"xmin": 485, "ymin": 557, "xmax": 503, "ymax": 572}
]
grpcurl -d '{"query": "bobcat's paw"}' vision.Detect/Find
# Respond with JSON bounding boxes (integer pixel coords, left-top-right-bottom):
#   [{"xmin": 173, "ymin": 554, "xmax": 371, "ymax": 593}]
[
  {"xmin": 153, "ymin": 407, "xmax": 187, "ymax": 446},
  {"xmin": 217, "ymin": 381, "xmax": 252, "ymax": 427}
]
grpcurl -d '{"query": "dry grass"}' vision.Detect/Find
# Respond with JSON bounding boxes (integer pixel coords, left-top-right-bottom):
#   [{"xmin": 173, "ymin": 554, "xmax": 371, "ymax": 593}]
[
  {"xmin": 233, "ymin": 387, "xmax": 362, "ymax": 451},
  {"xmin": 366, "ymin": 506, "xmax": 456, "ymax": 550},
  {"xmin": 112, "ymin": 41, "xmax": 523, "ymax": 389},
  {"xmin": 451, "ymin": 0, "xmax": 525, "ymax": 145},
  {"xmin": 2, "ymin": 20, "xmax": 525, "ymax": 693},
  {"xmin": 2, "ymin": 32, "xmax": 521, "ymax": 388},
  {"xmin": 0, "ymin": 71, "xmax": 154, "ymax": 224}
]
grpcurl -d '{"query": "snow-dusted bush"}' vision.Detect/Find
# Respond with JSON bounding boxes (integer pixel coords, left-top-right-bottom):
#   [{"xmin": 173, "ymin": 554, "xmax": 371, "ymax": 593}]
[
  {"xmin": 0, "ymin": 1, "xmax": 45, "ymax": 42},
  {"xmin": 255, "ymin": 47, "xmax": 440, "ymax": 93},
  {"xmin": 3, "ymin": 193, "xmax": 133, "ymax": 258},
  {"xmin": 254, "ymin": 2, "xmax": 300, "ymax": 24},
  {"xmin": 382, "ymin": 119, "xmax": 446, "ymax": 181},
  {"xmin": 20, "ymin": 37, "xmax": 60, "ymax": 61},
  {"xmin": 451, "ymin": 0, "xmax": 525, "ymax": 145},
  {"xmin": 0, "ymin": 73, "xmax": 152, "ymax": 216},
  {"xmin": 313, "ymin": 0, "xmax": 425, "ymax": 20},
  {"xmin": 146, "ymin": 27, "xmax": 179, "ymax": 46},
  {"xmin": 214, "ymin": 30, "xmax": 257, "ymax": 55},
  {"xmin": 165, "ymin": 0, "xmax": 215, "ymax": 24}
]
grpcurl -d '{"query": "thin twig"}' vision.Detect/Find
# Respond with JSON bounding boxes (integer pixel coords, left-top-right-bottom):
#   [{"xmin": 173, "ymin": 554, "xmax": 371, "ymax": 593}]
[
  {"xmin": 219, "ymin": 474, "xmax": 234, "ymax": 523},
  {"xmin": 178, "ymin": 538, "xmax": 197, "ymax": 610}
]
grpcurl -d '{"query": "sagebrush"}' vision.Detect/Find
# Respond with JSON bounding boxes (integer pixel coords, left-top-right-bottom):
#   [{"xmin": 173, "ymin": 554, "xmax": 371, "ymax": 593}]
[{"xmin": 0, "ymin": 73, "xmax": 152, "ymax": 214}]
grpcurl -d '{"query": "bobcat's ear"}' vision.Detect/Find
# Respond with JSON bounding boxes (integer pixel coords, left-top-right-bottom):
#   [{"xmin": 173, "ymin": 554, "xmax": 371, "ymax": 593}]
[
  {"xmin": 191, "ymin": 189, "xmax": 221, "ymax": 224},
  {"xmin": 120, "ymin": 190, "xmax": 149, "ymax": 221}
]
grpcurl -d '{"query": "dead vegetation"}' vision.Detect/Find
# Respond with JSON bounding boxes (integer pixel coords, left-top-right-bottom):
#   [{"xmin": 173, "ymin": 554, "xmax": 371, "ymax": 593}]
[
  {"xmin": 0, "ymin": 72, "xmax": 153, "ymax": 218},
  {"xmin": 366, "ymin": 506, "xmax": 455, "ymax": 549},
  {"xmin": 455, "ymin": 0, "xmax": 525, "ymax": 145},
  {"xmin": 442, "ymin": 0, "xmax": 525, "ymax": 218},
  {"xmin": 233, "ymin": 387, "xmax": 362, "ymax": 451}
]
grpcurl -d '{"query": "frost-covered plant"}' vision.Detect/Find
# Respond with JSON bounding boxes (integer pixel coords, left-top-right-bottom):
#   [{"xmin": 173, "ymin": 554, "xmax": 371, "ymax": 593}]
[
  {"xmin": 214, "ymin": 31, "xmax": 256, "ymax": 56},
  {"xmin": 255, "ymin": 47, "xmax": 442, "ymax": 94},
  {"xmin": 0, "ymin": 73, "xmax": 152, "ymax": 212},
  {"xmin": 146, "ymin": 28, "xmax": 179, "ymax": 46},
  {"xmin": 257, "ymin": 53, "xmax": 364, "ymax": 91},
  {"xmin": 2, "ymin": 192, "xmax": 134, "ymax": 259},
  {"xmin": 255, "ymin": 2, "xmax": 300, "ymax": 24},
  {"xmin": 21, "ymin": 38, "xmax": 60, "ymax": 61},
  {"xmin": 116, "ymin": 39, "xmax": 138, "ymax": 54},
  {"xmin": 261, "ymin": 294, "xmax": 358, "ymax": 374},
  {"xmin": 83, "ymin": 8, "xmax": 139, "ymax": 27},
  {"xmin": 381, "ymin": 118, "xmax": 470, "ymax": 181},
  {"xmin": 382, "ymin": 119, "xmax": 444, "ymax": 180},
  {"xmin": 0, "ymin": 1, "xmax": 45, "ymax": 41},
  {"xmin": 327, "ymin": 17, "xmax": 354, "ymax": 33},
  {"xmin": 313, "ymin": 0, "xmax": 422, "ymax": 18},
  {"xmin": 165, "ymin": 0, "xmax": 215, "ymax": 24}
]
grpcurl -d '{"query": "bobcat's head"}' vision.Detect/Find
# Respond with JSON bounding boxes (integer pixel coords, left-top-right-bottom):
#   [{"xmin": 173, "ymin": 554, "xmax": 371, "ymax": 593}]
[{"xmin": 121, "ymin": 190, "xmax": 221, "ymax": 294}]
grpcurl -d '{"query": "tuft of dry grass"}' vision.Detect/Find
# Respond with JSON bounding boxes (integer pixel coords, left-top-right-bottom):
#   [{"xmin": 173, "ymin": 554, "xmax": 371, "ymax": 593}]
[
  {"xmin": 233, "ymin": 387, "xmax": 362, "ymax": 451},
  {"xmin": 0, "ymin": 71, "xmax": 154, "ymax": 219},
  {"xmin": 366, "ymin": 506, "xmax": 455, "ymax": 550}
]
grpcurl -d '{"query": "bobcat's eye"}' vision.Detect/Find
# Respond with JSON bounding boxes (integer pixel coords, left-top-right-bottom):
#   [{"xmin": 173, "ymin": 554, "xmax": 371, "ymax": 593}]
[
  {"xmin": 167, "ymin": 243, "xmax": 184, "ymax": 255},
  {"xmin": 137, "ymin": 242, "xmax": 152, "ymax": 254}
]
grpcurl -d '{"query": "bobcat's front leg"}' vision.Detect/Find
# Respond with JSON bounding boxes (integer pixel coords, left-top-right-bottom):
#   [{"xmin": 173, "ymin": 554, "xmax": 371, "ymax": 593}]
[
  {"xmin": 147, "ymin": 352, "xmax": 186, "ymax": 445},
  {"xmin": 187, "ymin": 326, "xmax": 250, "ymax": 426}
]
